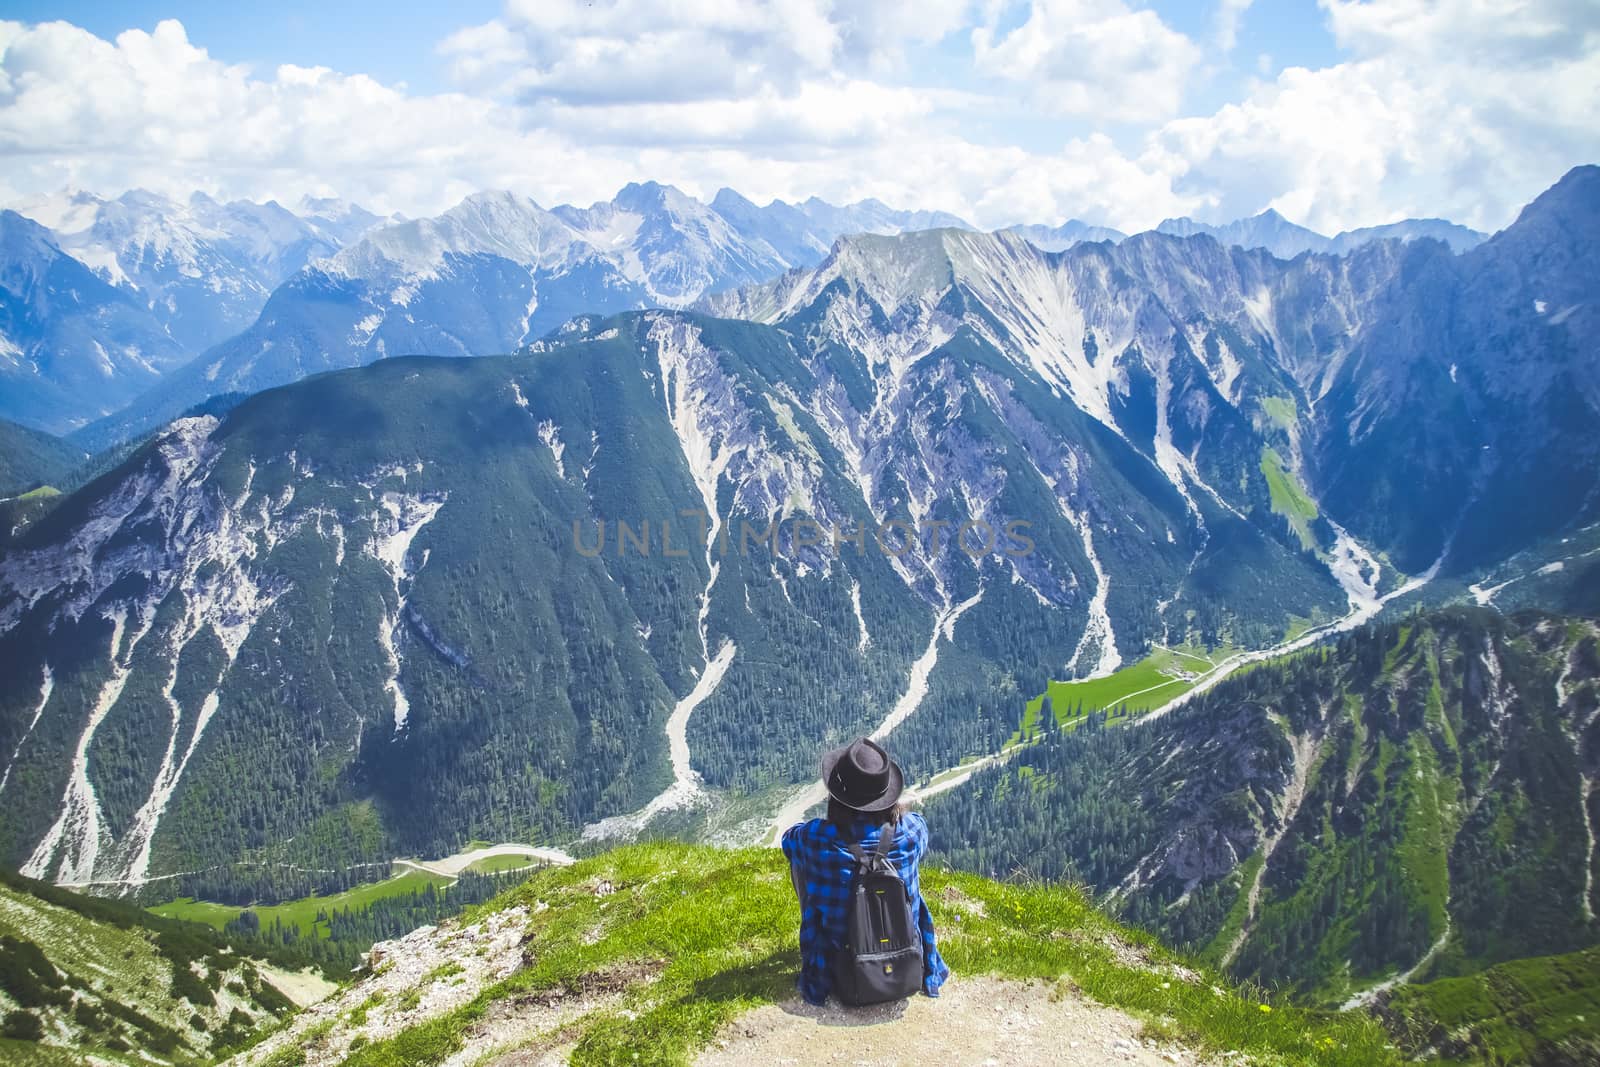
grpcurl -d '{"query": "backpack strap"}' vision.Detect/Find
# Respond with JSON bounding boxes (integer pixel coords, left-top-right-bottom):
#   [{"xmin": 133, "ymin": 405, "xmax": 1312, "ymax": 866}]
[{"xmin": 873, "ymin": 822, "xmax": 895, "ymax": 860}]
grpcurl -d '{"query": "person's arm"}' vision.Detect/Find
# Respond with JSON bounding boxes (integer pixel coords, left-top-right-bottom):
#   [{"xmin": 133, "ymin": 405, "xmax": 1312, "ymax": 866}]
[
  {"xmin": 901, "ymin": 811, "xmax": 931, "ymax": 867},
  {"xmin": 781, "ymin": 824, "xmax": 806, "ymax": 903}
]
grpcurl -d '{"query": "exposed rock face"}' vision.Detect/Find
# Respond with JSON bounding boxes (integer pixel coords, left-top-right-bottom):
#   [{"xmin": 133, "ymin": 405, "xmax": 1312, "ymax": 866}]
[
  {"xmin": 235, "ymin": 905, "xmax": 533, "ymax": 1067},
  {"xmin": 1, "ymin": 171, "xmax": 1595, "ymax": 892}
]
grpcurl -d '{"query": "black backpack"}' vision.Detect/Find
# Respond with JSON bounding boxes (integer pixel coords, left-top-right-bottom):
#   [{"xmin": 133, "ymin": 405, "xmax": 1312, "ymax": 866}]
[{"xmin": 831, "ymin": 823, "xmax": 924, "ymax": 1005}]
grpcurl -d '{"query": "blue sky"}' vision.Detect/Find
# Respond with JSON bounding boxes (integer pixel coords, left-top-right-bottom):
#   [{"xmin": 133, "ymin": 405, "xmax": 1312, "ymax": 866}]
[
  {"xmin": 0, "ymin": 2, "xmax": 1594, "ymax": 233},
  {"xmin": 2, "ymin": 1, "xmax": 501, "ymax": 94},
  {"xmin": 7, "ymin": 0, "xmax": 1341, "ymax": 101}
]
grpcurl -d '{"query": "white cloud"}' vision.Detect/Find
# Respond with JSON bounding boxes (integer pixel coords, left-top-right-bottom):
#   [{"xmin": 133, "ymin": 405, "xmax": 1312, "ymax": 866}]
[
  {"xmin": 441, "ymin": 0, "xmax": 974, "ymax": 106},
  {"xmin": 0, "ymin": 20, "xmax": 549, "ymax": 215},
  {"xmin": 1213, "ymin": 0, "xmax": 1255, "ymax": 52},
  {"xmin": 0, "ymin": 3, "xmax": 1594, "ymax": 239},
  {"xmin": 438, "ymin": 0, "xmax": 976, "ymax": 151},
  {"xmin": 441, "ymin": 1, "xmax": 832, "ymax": 105},
  {"xmin": 972, "ymin": 0, "xmax": 1201, "ymax": 122},
  {"xmin": 1147, "ymin": 0, "xmax": 1600, "ymax": 232},
  {"xmin": 1323, "ymin": 0, "xmax": 1598, "ymax": 65}
]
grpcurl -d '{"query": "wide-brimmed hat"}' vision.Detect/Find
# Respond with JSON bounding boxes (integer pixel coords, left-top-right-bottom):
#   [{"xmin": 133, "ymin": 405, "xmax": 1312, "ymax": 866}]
[{"xmin": 820, "ymin": 737, "xmax": 904, "ymax": 813}]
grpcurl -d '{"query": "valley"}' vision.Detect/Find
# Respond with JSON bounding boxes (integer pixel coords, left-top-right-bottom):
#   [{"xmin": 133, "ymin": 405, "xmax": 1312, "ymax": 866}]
[
  {"xmin": 0, "ymin": 165, "xmax": 1595, "ymax": 1066},
  {"xmin": 149, "ymin": 842, "xmax": 573, "ymax": 939},
  {"xmin": 763, "ymin": 589, "xmax": 985, "ymax": 843},
  {"xmin": 2, "ymin": 4, "xmax": 1597, "ymax": 1062}
]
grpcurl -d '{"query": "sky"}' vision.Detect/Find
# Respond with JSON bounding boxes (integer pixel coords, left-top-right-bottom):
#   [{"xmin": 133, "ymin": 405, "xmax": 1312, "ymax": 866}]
[{"xmin": 0, "ymin": 1, "xmax": 1596, "ymax": 234}]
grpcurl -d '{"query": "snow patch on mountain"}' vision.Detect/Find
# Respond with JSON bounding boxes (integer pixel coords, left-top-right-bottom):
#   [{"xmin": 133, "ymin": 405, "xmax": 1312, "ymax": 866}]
[
  {"xmin": 851, "ymin": 579, "xmax": 870, "ymax": 652},
  {"xmin": 327, "ymin": 191, "xmax": 584, "ymax": 286},
  {"xmin": 1062, "ymin": 507, "xmax": 1121, "ymax": 679},
  {"xmin": 558, "ymin": 182, "xmax": 786, "ymax": 306},
  {"xmin": 0, "ymin": 416, "xmax": 222, "ymax": 632},
  {"xmin": 583, "ymin": 640, "xmax": 737, "ymax": 841},
  {"xmin": 1325, "ymin": 524, "xmax": 1383, "ymax": 614},
  {"xmin": 365, "ymin": 492, "xmax": 446, "ymax": 734},
  {"xmin": 115, "ymin": 500, "xmax": 292, "ymax": 885},
  {"xmin": 649, "ymin": 315, "xmax": 739, "ymax": 655},
  {"xmin": 953, "ymin": 231, "xmax": 1121, "ymax": 431},
  {"xmin": 872, "ymin": 589, "xmax": 983, "ymax": 742},
  {"xmin": 0, "ymin": 416, "xmax": 327, "ymax": 882},
  {"xmin": 537, "ymin": 421, "xmax": 566, "ymax": 479}
]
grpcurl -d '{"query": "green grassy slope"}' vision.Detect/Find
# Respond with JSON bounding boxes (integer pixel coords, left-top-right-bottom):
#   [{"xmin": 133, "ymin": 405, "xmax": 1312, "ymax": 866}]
[
  {"xmin": 240, "ymin": 842, "xmax": 1395, "ymax": 1067},
  {"xmin": 1379, "ymin": 945, "xmax": 1600, "ymax": 1065},
  {"xmin": 152, "ymin": 870, "xmax": 454, "ymax": 937},
  {"xmin": 1019, "ymin": 642, "xmax": 1244, "ymax": 736},
  {"xmin": 0, "ymin": 868, "xmax": 295, "ymax": 1063},
  {"xmin": 1260, "ymin": 446, "xmax": 1318, "ymax": 549}
]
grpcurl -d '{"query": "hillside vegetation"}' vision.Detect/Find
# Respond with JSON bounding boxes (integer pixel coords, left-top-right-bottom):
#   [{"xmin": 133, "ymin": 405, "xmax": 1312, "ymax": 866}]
[
  {"xmin": 1379, "ymin": 945, "xmax": 1600, "ymax": 1065},
  {"xmin": 230, "ymin": 842, "xmax": 1393, "ymax": 1067},
  {"xmin": 0, "ymin": 867, "xmax": 298, "ymax": 1064},
  {"xmin": 0, "ymin": 417, "xmax": 85, "ymax": 498},
  {"xmin": 926, "ymin": 607, "xmax": 1600, "ymax": 1013}
]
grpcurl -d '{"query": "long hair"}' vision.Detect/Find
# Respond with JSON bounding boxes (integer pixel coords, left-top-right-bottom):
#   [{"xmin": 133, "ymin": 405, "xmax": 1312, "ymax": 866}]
[{"xmin": 826, "ymin": 797, "xmax": 909, "ymax": 828}]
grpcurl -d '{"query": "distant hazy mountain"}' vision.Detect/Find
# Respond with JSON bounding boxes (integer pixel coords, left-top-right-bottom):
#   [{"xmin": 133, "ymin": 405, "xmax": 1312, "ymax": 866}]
[
  {"xmin": 71, "ymin": 191, "xmax": 651, "ymax": 449},
  {"xmin": 19, "ymin": 189, "xmax": 384, "ymax": 352},
  {"xmin": 1155, "ymin": 208, "xmax": 1487, "ymax": 259},
  {"xmin": 6, "ymin": 172, "xmax": 1509, "ymax": 449},
  {"xmin": 1326, "ymin": 217, "xmax": 1488, "ymax": 254},
  {"xmin": 553, "ymin": 181, "xmax": 792, "ymax": 304},
  {"xmin": 789, "ymin": 194, "xmax": 973, "ymax": 238},
  {"xmin": 73, "ymin": 185, "xmax": 983, "ymax": 448},
  {"xmin": 1157, "ymin": 208, "xmax": 1333, "ymax": 259},
  {"xmin": 1005, "ymin": 219, "xmax": 1126, "ymax": 251},
  {"xmin": 708, "ymin": 188, "xmax": 974, "ymax": 271},
  {"xmin": 0, "ymin": 211, "xmax": 189, "ymax": 433},
  {"xmin": 1, "ymin": 190, "xmax": 384, "ymax": 434},
  {"xmin": 7, "ymin": 179, "xmax": 1502, "ymax": 444}
]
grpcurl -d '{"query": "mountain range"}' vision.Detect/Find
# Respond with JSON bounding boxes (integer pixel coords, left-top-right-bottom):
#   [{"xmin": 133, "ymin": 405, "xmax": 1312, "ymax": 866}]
[
  {"xmin": 0, "ymin": 165, "xmax": 1594, "ymax": 1053},
  {"xmin": 3, "ymin": 181, "xmax": 1491, "ymax": 446},
  {"xmin": 0, "ymin": 166, "xmax": 1592, "ymax": 890}
]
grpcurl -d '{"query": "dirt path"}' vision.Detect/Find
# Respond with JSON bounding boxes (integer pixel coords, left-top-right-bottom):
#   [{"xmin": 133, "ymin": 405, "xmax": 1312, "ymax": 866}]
[
  {"xmin": 1142, "ymin": 537, "xmax": 1445, "ymax": 725},
  {"xmin": 395, "ymin": 843, "xmax": 576, "ymax": 879},
  {"xmin": 695, "ymin": 976, "xmax": 1200, "ymax": 1066}
]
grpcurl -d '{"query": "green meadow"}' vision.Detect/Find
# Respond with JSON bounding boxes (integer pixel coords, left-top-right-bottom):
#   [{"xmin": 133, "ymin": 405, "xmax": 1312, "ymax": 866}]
[
  {"xmin": 150, "ymin": 869, "xmax": 453, "ymax": 939},
  {"xmin": 1018, "ymin": 643, "xmax": 1241, "ymax": 738},
  {"xmin": 1260, "ymin": 446, "xmax": 1319, "ymax": 549}
]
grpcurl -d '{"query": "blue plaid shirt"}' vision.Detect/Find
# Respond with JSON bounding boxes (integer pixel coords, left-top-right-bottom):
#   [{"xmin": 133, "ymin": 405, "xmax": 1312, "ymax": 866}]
[{"xmin": 780, "ymin": 811, "xmax": 950, "ymax": 1005}]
